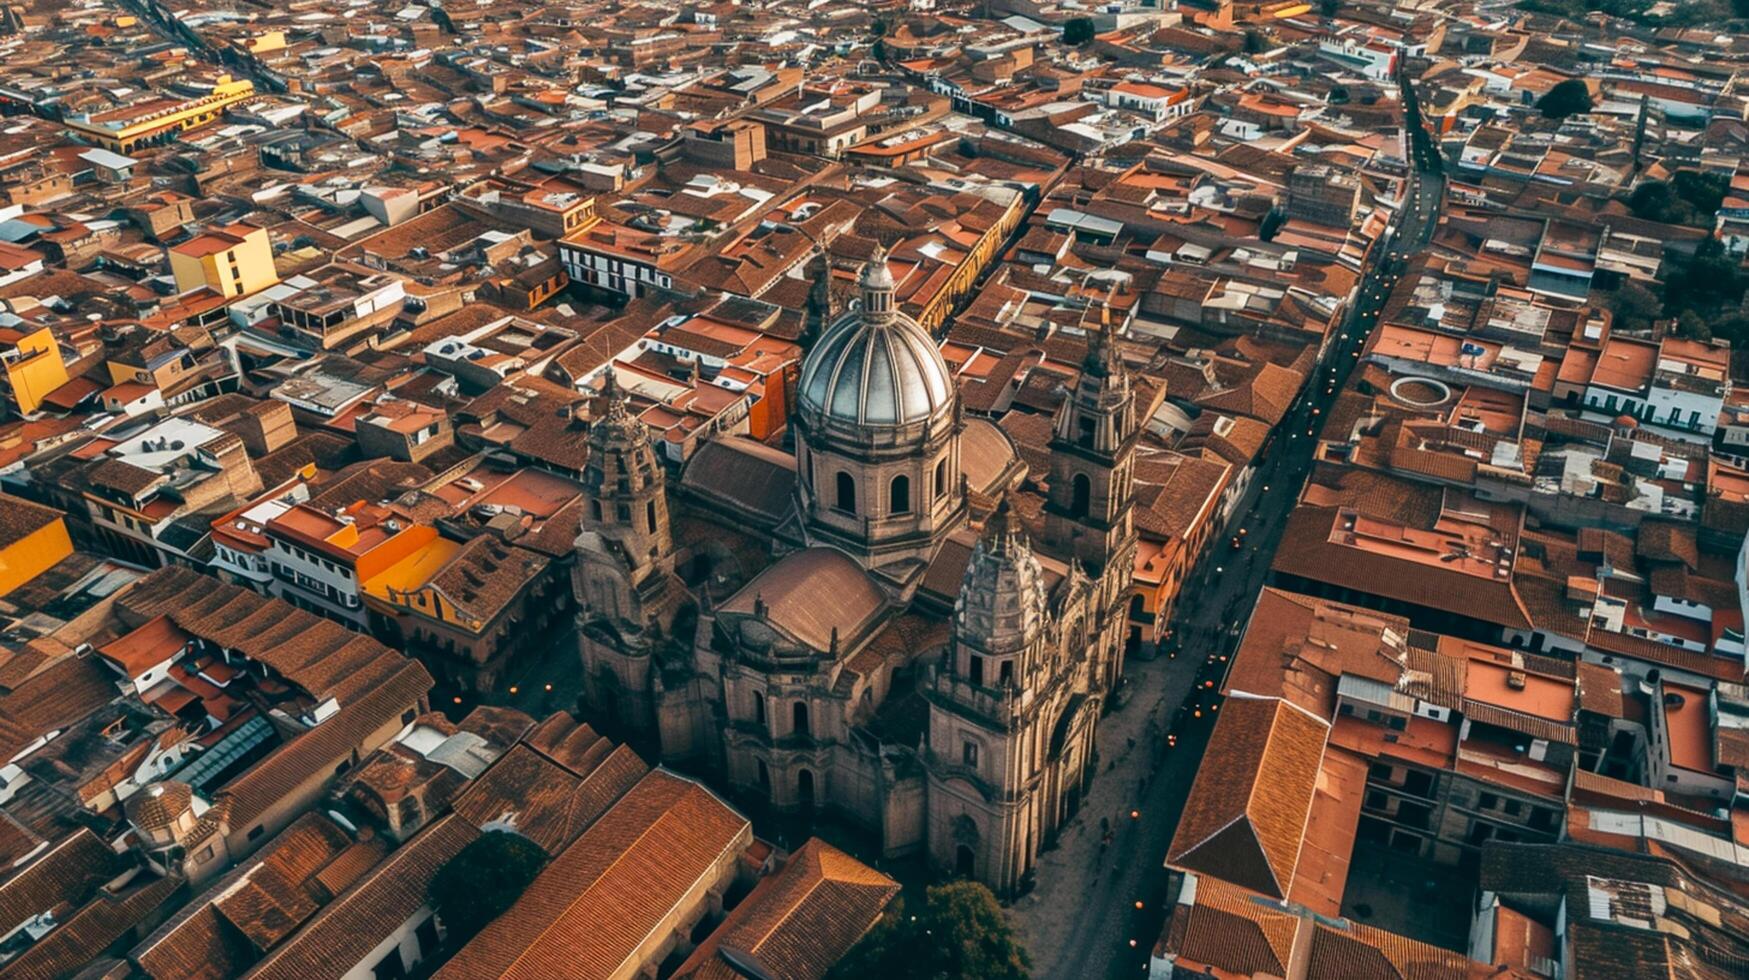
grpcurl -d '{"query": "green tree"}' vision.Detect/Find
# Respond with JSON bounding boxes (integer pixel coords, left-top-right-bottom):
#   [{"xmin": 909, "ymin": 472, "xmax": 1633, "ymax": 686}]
[
  {"xmin": 1062, "ymin": 16, "xmax": 1095, "ymax": 46},
  {"xmin": 1608, "ymin": 280, "xmax": 1664, "ymax": 330},
  {"xmin": 1676, "ymin": 309, "xmax": 1712, "ymax": 340},
  {"xmin": 1536, "ymin": 78, "xmax": 1593, "ymax": 119},
  {"xmin": 830, "ymin": 882, "xmax": 1030, "ymax": 980},
  {"xmin": 1670, "ymin": 169, "xmax": 1729, "ymax": 218},
  {"xmin": 1665, "ymin": 238, "xmax": 1745, "ymax": 314},
  {"xmin": 1629, "ymin": 180, "xmax": 1692, "ymax": 225},
  {"xmin": 428, "ymin": 831, "xmax": 548, "ymax": 945}
]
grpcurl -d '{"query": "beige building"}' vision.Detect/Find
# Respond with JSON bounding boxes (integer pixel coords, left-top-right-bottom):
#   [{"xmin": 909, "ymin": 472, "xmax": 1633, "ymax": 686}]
[{"xmin": 575, "ymin": 251, "xmax": 1140, "ymax": 895}]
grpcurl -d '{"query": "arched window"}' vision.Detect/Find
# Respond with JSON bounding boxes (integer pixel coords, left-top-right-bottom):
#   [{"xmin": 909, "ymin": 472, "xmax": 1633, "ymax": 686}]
[
  {"xmin": 934, "ymin": 458, "xmax": 948, "ymax": 500},
  {"xmin": 793, "ymin": 701, "xmax": 810, "ymax": 737},
  {"xmin": 835, "ymin": 472, "xmax": 856, "ymax": 514},
  {"xmin": 797, "ymin": 769, "xmax": 815, "ymax": 808},
  {"xmin": 1070, "ymin": 473, "xmax": 1092, "ymax": 518},
  {"xmin": 753, "ymin": 694, "xmax": 766, "ymax": 726},
  {"xmin": 890, "ymin": 475, "xmax": 911, "ymax": 515}
]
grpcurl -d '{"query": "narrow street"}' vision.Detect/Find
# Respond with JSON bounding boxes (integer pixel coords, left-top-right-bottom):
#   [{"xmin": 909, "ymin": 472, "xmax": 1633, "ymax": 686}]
[{"xmin": 1011, "ymin": 71, "xmax": 1445, "ymax": 979}]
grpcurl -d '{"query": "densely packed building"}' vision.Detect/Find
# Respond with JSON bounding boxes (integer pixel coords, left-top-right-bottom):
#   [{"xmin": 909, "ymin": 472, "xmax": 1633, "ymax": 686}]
[{"xmin": 0, "ymin": 0, "xmax": 1741, "ymax": 974}]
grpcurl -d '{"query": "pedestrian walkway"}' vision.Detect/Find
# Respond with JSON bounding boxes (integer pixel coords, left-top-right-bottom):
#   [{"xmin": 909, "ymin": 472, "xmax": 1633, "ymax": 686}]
[{"xmin": 1007, "ymin": 647, "xmax": 1204, "ymax": 978}]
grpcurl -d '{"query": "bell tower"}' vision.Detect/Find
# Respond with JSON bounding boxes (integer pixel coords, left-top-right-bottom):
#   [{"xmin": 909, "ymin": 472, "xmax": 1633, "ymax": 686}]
[
  {"xmin": 577, "ymin": 370, "xmax": 672, "ymax": 598},
  {"xmin": 924, "ymin": 505, "xmax": 1092, "ymax": 896},
  {"xmin": 1041, "ymin": 320, "xmax": 1138, "ymax": 577},
  {"xmin": 574, "ymin": 371, "xmax": 678, "ymax": 738},
  {"xmin": 1040, "ymin": 320, "xmax": 1138, "ymax": 686}
]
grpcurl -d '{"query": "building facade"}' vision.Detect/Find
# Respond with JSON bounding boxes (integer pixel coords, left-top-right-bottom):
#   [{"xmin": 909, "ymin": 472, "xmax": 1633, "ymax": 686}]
[{"xmin": 574, "ymin": 250, "xmax": 1138, "ymax": 895}]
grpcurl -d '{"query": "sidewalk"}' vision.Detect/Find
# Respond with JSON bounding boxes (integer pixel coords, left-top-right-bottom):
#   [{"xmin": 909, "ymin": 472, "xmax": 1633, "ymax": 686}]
[{"xmin": 1006, "ymin": 648, "xmax": 1203, "ymax": 978}]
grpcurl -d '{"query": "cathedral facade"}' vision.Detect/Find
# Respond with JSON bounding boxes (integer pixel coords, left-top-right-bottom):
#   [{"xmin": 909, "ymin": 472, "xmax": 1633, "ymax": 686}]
[{"xmin": 574, "ymin": 249, "xmax": 1139, "ymax": 896}]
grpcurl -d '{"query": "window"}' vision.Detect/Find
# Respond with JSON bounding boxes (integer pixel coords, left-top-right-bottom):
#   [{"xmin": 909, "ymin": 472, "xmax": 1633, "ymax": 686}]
[
  {"xmin": 616, "ymin": 503, "xmax": 630, "ymax": 523},
  {"xmin": 890, "ymin": 475, "xmax": 911, "ymax": 515},
  {"xmin": 753, "ymin": 695, "xmax": 766, "ymax": 725},
  {"xmin": 646, "ymin": 500, "xmax": 658, "ymax": 533},
  {"xmin": 1401, "ymin": 770, "xmax": 1434, "ymax": 797},
  {"xmin": 591, "ymin": 499, "xmax": 603, "ymax": 522},
  {"xmin": 793, "ymin": 701, "xmax": 810, "ymax": 737},
  {"xmin": 835, "ymin": 472, "xmax": 856, "ymax": 513},
  {"xmin": 247, "ymin": 825, "xmax": 264, "ymax": 841},
  {"xmin": 401, "ymin": 708, "xmax": 417, "ymax": 725},
  {"xmin": 935, "ymin": 459, "xmax": 948, "ymax": 500},
  {"xmin": 1070, "ymin": 473, "xmax": 1092, "ymax": 518},
  {"xmin": 998, "ymin": 660, "xmax": 1014, "ymax": 687},
  {"xmin": 1478, "ymin": 792, "xmax": 1499, "ymax": 811},
  {"xmin": 962, "ymin": 740, "xmax": 979, "ymax": 767}
]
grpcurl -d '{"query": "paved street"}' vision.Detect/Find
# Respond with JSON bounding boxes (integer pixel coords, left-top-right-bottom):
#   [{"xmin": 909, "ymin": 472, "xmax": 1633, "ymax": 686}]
[{"xmin": 1011, "ymin": 75, "xmax": 1446, "ymax": 979}]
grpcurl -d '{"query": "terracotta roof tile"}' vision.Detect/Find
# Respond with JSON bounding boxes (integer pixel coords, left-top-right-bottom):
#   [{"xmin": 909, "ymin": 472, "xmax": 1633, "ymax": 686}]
[
  {"xmin": 675, "ymin": 839, "xmax": 898, "ymax": 980},
  {"xmin": 1167, "ymin": 697, "xmax": 1330, "ymax": 899},
  {"xmin": 435, "ymin": 770, "xmax": 750, "ymax": 980},
  {"xmin": 243, "ymin": 815, "xmax": 479, "ymax": 980}
]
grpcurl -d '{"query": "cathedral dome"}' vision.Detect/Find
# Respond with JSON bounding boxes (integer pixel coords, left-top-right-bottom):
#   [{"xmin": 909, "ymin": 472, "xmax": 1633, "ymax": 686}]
[{"xmin": 798, "ymin": 250, "xmax": 954, "ymax": 428}]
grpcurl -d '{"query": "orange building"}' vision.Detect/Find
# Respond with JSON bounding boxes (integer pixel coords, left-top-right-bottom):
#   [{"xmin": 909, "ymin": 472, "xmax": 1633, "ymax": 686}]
[{"xmin": 0, "ymin": 493, "xmax": 73, "ymax": 597}]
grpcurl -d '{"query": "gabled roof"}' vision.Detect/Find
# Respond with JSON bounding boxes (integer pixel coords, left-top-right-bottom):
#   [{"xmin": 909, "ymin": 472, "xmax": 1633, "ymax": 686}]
[
  {"xmin": 1166, "ymin": 696, "xmax": 1330, "ymax": 899},
  {"xmin": 674, "ymin": 838, "xmax": 898, "ymax": 980},
  {"xmin": 435, "ymin": 769, "xmax": 751, "ymax": 980}
]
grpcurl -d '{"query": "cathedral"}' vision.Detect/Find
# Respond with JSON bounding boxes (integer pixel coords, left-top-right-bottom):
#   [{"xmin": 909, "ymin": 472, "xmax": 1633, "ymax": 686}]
[{"xmin": 572, "ymin": 248, "xmax": 1139, "ymax": 896}]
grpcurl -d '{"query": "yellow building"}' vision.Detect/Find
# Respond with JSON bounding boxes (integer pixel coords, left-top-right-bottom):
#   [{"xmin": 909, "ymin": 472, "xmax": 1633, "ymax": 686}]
[
  {"xmin": 168, "ymin": 223, "xmax": 278, "ymax": 298},
  {"xmin": 0, "ymin": 494, "xmax": 72, "ymax": 597},
  {"xmin": 0, "ymin": 325, "xmax": 69, "ymax": 416},
  {"xmin": 64, "ymin": 76, "xmax": 255, "ymax": 153}
]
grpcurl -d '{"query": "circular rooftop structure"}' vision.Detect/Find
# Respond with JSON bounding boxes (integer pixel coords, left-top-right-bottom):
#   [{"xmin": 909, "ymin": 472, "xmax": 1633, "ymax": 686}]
[{"xmin": 798, "ymin": 252, "xmax": 953, "ymax": 428}]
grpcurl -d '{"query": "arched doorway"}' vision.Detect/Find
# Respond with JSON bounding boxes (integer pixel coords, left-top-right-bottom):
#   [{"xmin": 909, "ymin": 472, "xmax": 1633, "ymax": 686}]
[
  {"xmin": 955, "ymin": 845, "xmax": 975, "ymax": 877},
  {"xmin": 797, "ymin": 768, "xmax": 815, "ymax": 809}
]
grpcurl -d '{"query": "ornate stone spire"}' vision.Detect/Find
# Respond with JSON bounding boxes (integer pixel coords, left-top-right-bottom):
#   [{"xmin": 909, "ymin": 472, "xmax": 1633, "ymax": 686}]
[{"xmin": 955, "ymin": 501, "xmax": 1049, "ymax": 656}]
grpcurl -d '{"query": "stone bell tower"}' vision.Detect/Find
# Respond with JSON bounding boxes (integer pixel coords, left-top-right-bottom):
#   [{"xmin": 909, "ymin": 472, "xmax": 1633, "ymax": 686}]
[
  {"xmin": 923, "ymin": 506, "xmax": 1094, "ymax": 896},
  {"xmin": 1040, "ymin": 318, "xmax": 1139, "ymax": 685},
  {"xmin": 574, "ymin": 370, "xmax": 678, "ymax": 738}
]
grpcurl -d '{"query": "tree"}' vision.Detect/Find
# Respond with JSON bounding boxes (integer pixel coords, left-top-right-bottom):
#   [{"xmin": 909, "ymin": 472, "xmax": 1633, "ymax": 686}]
[
  {"xmin": 1608, "ymin": 280, "xmax": 1663, "ymax": 330},
  {"xmin": 428, "ymin": 831, "xmax": 548, "ymax": 945},
  {"xmin": 1665, "ymin": 237, "xmax": 1746, "ymax": 315},
  {"xmin": 830, "ymin": 882, "xmax": 1030, "ymax": 980},
  {"xmin": 1629, "ymin": 180, "xmax": 1692, "ymax": 225},
  {"xmin": 1062, "ymin": 16, "xmax": 1095, "ymax": 46},
  {"xmin": 1676, "ymin": 309, "xmax": 1712, "ymax": 340},
  {"xmin": 1320, "ymin": 0, "xmax": 1340, "ymax": 15},
  {"xmin": 1536, "ymin": 79, "xmax": 1593, "ymax": 119},
  {"xmin": 1670, "ymin": 169, "xmax": 1729, "ymax": 218}
]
